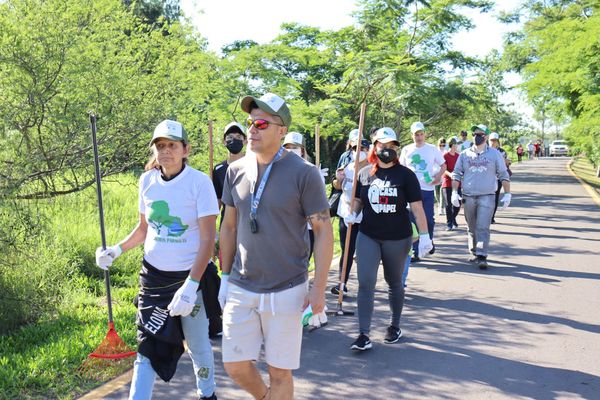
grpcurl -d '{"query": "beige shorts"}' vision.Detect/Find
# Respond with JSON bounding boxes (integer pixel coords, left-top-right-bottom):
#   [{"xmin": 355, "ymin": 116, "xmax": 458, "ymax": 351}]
[{"xmin": 222, "ymin": 282, "xmax": 308, "ymax": 370}]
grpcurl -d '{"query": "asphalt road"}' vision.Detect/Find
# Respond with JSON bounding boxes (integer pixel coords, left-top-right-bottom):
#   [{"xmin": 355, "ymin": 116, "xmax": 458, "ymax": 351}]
[{"xmin": 90, "ymin": 157, "xmax": 600, "ymax": 400}]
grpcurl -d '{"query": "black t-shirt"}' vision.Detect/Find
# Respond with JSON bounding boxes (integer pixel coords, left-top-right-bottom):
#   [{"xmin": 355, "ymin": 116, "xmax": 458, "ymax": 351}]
[
  {"xmin": 212, "ymin": 160, "xmax": 228, "ymax": 200},
  {"xmin": 355, "ymin": 163, "xmax": 422, "ymax": 240}
]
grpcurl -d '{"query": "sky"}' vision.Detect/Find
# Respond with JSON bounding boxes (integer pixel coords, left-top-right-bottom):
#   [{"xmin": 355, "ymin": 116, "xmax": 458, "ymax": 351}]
[{"xmin": 180, "ymin": 0, "xmax": 533, "ymax": 126}]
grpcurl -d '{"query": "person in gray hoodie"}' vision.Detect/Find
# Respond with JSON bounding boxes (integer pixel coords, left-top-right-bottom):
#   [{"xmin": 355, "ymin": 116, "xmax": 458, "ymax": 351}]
[{"xmin": 451, "ymin": 124, "xmax": 511, "ymax": 269}]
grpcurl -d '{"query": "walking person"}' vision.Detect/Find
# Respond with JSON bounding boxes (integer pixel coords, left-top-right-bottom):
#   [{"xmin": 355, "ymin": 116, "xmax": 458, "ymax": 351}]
[
  {"xmin": 399, "ymin": 121, "xmax": 446, "ymax": 261},
  {"xmin": 330, "ymin": 134, "xmax": 370, "ymax": 294},
  {"xmin": 489, "ymin": 132, "xmax": 511, "ymax": 224},
  {"xmin": 451, "ymin": 124, "xmax": 511, "ymax": 270},
  {"xmin": 95, "ymin": 120, "xmax": 219, "ymax": 400},
  {"xmin": 218, "ymin": 93, "xmax": 333, "ymax": 400},
  {"xmin": 516, "ymin": 143, "xmax": 524, "ymax": 162},
  {"xmin": 436, "ymin": 137, "xmax": 447, "ymax": 216},
  {"xmin": 211, "ymin": 121, "xmax": 247, "ymax": 338},
  {"xmin": 527, "ymin": 141, "xmax": 534, "ymax": 160},
  {"xmin": 442, "ymin": 136, "xmax": 461, "ymax": 230},
  {"xmin": 345, "ymin": 127, "xmax": 432, "ymax": 351}
]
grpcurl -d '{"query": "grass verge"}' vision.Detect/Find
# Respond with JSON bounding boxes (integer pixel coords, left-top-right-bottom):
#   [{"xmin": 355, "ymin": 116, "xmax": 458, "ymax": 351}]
[{"xmin": 570, "ymin": 156, "xmax": 600, "ymax": 195}]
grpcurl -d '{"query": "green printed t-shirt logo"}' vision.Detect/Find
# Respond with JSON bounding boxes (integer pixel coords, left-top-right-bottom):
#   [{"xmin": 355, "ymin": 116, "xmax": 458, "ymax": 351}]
[
  {"xmin": 410, "ymin": 154, "xmax": 432, "ymax": 183},
  {"xmin": 148, "ymin": 200, "xmax": 188, "ymax": 237}
]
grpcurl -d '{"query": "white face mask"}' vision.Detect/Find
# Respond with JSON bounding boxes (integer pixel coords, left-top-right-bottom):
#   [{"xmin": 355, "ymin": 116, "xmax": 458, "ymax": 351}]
[
  {"xmin": 353, "ymin": 150, "xmax": 367, "ymax": 162},
  {"xmin": 288, "ymin": 148, "xmax": 303, "ymax": 157}
]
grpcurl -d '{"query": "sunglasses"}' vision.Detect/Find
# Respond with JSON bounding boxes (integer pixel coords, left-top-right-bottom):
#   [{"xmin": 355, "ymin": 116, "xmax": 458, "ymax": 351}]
[{"xmin": 246, "ymin": 117, "xmax": 284, "ymax": 130}]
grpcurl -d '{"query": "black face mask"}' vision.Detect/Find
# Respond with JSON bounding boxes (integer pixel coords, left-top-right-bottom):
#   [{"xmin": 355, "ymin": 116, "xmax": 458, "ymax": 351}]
[
  {"xmin": 376, "ymin": 148, "xmax": 397, "ymax": 164},
  {"xmin": 225, "ymin": 138, "xmax": 244, "ymax": 154},
  {"xmin": 474, "ymin": 135, "xmax": 486, "ymax": 146}
]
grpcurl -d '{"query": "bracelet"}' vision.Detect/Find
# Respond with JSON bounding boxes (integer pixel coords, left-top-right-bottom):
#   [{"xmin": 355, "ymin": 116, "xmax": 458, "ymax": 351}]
[{"xmin": 187, "ymin": 276, "xmax": 200, "ymax": 284}]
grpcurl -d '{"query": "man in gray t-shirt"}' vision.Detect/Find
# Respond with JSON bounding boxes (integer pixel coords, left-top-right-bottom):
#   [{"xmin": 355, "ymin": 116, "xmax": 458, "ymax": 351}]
[{"xmin": 218, "ymin": 92, "xmax": 333, "ymax": 400}]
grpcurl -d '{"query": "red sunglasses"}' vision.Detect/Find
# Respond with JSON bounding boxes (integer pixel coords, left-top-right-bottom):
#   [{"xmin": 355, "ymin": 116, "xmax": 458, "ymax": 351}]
[{"xmin": 246, "ymin": 117, "xmax": 284, "ymax": 130}]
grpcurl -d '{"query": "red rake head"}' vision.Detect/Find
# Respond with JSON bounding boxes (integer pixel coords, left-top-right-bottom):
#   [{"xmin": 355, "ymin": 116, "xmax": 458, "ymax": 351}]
[{"xmin": 88, "ymin": 322, "xmax": 136, "ymax": 360}]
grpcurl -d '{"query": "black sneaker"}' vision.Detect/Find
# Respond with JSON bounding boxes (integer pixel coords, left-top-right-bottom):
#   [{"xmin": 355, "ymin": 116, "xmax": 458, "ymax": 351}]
[
  {"xmin": 429, "ymin": 243, "xmax": 436, "ymax": 255},
  {"xmin": 383, "ymin": 326, "xmax": 402, "ymax": 344},
  {"xmin": 446, "ymin": 225, "xmax": 453, "ymax": 231},
  {"xmin": 453, "ymin": 222, "xmax": 459, "ymax": 228},
  {"xmin": 477, "ymin": 256, "xmax": 488, "ymax": 270},
  {"xmin": 410, "ymin": 256, "xmax": 420, "ymax": 263},
  {"xmin": 330, "ymin": 284, "xmax": 348, "ymax": 295},
  {"xmin": 200, "ymin": 393, "xmax": 217, "ymax": 400},
  {"xmin": 350, "ymin": 333, "xmax": 372, "ymax": 351},
  {"xmin": 468, "ymin": 255, "xmax": 478, "ymax": 263}
]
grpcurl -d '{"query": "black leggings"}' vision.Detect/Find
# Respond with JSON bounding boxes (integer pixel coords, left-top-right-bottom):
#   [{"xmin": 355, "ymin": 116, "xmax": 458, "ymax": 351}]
[
  {"xmin": 444, "ymin": 187, "xmax": 461, "ymax": 226},
  {"xmin": 338, "ymin": 218, "xmax": 359, "ymax": 283}
]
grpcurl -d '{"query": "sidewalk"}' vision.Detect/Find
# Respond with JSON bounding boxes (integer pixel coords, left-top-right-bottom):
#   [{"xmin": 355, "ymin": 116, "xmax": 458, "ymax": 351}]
[{"xmin": 87, "ymin": 157, "xmax": 600, "ymax": 399}]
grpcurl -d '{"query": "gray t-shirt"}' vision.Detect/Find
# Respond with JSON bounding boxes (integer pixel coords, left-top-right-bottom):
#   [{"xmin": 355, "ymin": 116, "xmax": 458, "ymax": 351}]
[{"xmin": 222, "ymin": 151, "xmax": 328, "ymax": 293}]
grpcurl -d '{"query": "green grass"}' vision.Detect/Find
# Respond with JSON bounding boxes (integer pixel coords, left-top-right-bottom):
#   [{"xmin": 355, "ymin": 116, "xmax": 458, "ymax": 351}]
[
  {"xmin": 571, "ymin": 156, "xmax": 600, "ymax": 194},
  {"xmin": 0, "ymin": 174, "xmax": 141, "ymax": 399}
]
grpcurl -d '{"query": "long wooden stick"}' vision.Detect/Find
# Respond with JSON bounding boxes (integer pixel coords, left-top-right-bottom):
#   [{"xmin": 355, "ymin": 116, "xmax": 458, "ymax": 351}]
[
  {"xmin": 315, "ymin": 123, "xmax": 320, "ymax": 167},
  {"xmin": 208, "ymin": 121, "xmax": 214, "ymax": 179},
  {"xmin": 336, "ymin": 103, "xmax": 367, "ymax": 308}
]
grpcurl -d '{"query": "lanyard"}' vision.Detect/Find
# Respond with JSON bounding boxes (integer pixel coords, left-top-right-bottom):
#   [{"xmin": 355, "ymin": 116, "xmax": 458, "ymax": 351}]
[{"xmin": 250, "ymin": 147, "xmax": 284, "ymax": 219}]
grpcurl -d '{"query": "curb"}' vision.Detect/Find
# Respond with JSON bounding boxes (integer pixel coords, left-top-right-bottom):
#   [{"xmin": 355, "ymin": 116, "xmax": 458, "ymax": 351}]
[
  {"xmin": 567, "ymin": 158, "xmax": 600, "ymax": 207},
  {"xmin": 79, "ymin": 369, "xmax": 133, "ymax": 399}
]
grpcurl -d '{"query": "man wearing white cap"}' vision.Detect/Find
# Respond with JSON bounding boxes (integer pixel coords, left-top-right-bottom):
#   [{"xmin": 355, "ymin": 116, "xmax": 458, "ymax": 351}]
[
  {"xmin": 218, "ymin": 93, "xmax": 333, "ymax": 399},
  {"xmin": 451, "ymin": 124, "xmax": 511, "ymax": 269},
  {"xmin": 399, "ymin": 121, "xmax": 446, "ymax": 261}
]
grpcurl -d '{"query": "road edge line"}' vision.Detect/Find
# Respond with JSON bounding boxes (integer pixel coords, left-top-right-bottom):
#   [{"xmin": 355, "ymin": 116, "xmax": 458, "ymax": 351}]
[{"xmin": 567, "ymin": 159, "xmax": 600, "ymax": 207}]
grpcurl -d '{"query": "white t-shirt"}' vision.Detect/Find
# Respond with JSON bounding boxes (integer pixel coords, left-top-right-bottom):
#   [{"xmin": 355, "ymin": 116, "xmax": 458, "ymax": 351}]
[
  {"xmin": 139, "ymin": 166, "xmax": 219, "ymax": 271},
  {"xmin": 399, "ymin": 143, "xmax": 446, "ymax": 191},
  {"xmin": 336, "ymin": 162, "xmax": 363, "ymax": 222}
]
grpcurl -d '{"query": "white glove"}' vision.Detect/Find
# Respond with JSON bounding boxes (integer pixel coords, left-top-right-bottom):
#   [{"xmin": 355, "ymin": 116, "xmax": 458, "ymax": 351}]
[
  {"xmin": 418, "ymin": 234, "xmax": 433, "ymax": 257},
  {"xmin": 320, "ymin": 167, "xmax": 329, "ymax": 178},
  {"xmin": 167, "ymin": 278, "xmax": 199, "ymax": 317},
  {"xmin": 500, "ymin": 193, "xmax": 512, "ymax": 210},
  {"xmin": 302, "ymin": 305, "xmax": 328, "ymax": 331},
  {"xmin": 218, "ymin": 274, "xmax": 229, "ymax": 311},
  {"xmin": 95, "ymin": 245, "xmax": 122, "ymax": 270},
  {"xmin": 451, "ymin": 190, "xmax": 462, "ymax": 208},
  {"xmin": 343, "ymin": 212, "xmax": 359, "ymax": 227}
]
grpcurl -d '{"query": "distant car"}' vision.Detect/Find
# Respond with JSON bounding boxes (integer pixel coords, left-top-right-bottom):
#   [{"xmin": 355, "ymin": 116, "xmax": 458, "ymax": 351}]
[{"xmin": 549, "ymin": 140, "xmax": 569, "ymax": 156}]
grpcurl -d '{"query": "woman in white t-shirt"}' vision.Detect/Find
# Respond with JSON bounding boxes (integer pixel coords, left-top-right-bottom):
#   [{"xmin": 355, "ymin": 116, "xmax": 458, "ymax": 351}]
[
  {"xmin": 330, "ymin": 138, "xmax": 370, "ymax": 294},
  {"xmin": 95, "ymin": 120, "xmax": 219, "ymax": 400}
]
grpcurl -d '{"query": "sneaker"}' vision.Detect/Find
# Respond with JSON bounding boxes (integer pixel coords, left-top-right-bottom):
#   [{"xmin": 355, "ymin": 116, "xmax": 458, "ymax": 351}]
[
  {"xmin": 428, "ymin": 243, "xmax": 435, "ymax": 255},
  {"xmin": 446, "ymin": 225, "xmax": 453, "ymax": 231},
  {"xmin": 383, "ymin": 326, "xmax": 402, "ymax": 344},
  {"xmin": 477, "ymin": 256, "xmax": 488, "ymax": 270},
  {"xmin": 350, "ymin": 333, "xmax": 372, "ymax": 351},
  {"xmin": 410, "ymin": 256, "xmax": 420, "ymax": 263},
  {"xmin": 330, "ymin": 284, "xmax": 348, "ymax": 295},
  {"xmin": 453, "ymin": 222, "xmax": 459, "ymax": 228},
  {"xmin": 200, "ymin": 393, "xmax": 217, "ymax": 400},
  {"xmin": 468, "ymin": 255, "xmax": 479, "ymax": 263}
]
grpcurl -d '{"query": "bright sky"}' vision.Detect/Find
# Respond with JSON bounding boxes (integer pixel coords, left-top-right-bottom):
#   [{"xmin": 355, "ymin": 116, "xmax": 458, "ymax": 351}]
[{"xmin": 180, "ymin": 0, "xmax": 534, "ymax": 126}]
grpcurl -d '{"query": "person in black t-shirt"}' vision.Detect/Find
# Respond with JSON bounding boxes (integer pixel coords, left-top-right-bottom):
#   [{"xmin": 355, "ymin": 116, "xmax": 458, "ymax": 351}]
[
  {"xmin": 210, "ymin": 121, "xmax": 246, "ymax": 339},
  {"xmin": 213, "ymin": 122, "xmax": 247, "ymax": 216},
  {"xmin": 344, "ymin": 127, "xmax": 432, "ymax": 351}
]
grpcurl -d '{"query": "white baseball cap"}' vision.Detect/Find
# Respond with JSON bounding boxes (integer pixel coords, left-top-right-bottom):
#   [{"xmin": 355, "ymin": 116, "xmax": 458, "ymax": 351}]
[
  {"xmin": 150, "ymin": 120, "xmax": 188, "ymax": 146},
  {"xmin": 489, "ymin": 132, "xmax": 500, "ymax": 140},
  {"xmin": 223, "ymin": 121, "xmax": 246, "ymax": 137},
  {"xmin": 283, "ymin": 131, "xmax": 305, "ymax": 147},
  {"xmin": 372, "ymin": 127, "xmax": 399, "ymax": 145},
  {"xmin": 410, "ymin": 121, "xmax": 425, "ymax": 134}
]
